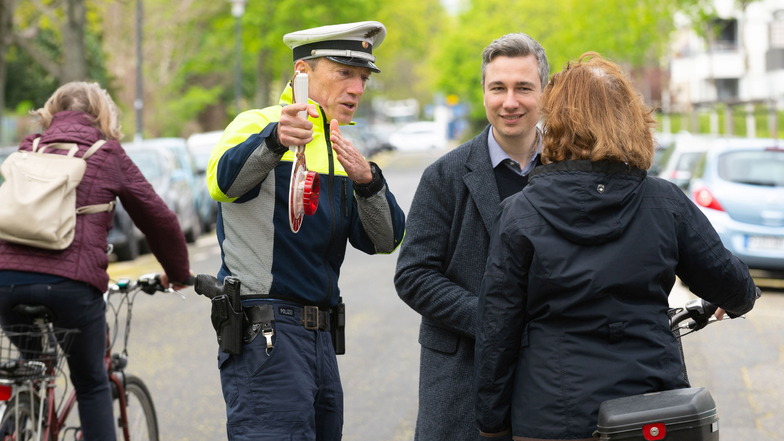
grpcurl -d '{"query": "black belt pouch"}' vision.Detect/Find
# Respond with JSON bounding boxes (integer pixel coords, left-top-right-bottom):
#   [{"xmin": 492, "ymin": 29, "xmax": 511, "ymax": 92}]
[{"xmin": 331, "ymin": 299, "xmax": 345, "ymax": 355}]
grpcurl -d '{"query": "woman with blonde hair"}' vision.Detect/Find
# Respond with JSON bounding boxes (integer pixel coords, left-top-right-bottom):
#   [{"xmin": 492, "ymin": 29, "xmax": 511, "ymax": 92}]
[
  {"xmin": 0, "ymin": 82, "xmax": 191, "ymax": 440},
  {"xmin": 474, "ymin": 53, "xmax": 760, "ymax": 441}
]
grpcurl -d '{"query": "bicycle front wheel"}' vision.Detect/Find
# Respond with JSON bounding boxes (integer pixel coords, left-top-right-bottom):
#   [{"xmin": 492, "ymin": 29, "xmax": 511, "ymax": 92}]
[{"xmin": 114, "ymin": 375, "xmax": 158, "ymax": 441}]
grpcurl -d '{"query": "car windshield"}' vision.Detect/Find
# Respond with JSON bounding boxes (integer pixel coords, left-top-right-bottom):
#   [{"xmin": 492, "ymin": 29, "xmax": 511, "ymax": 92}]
[
  {"xmin": 675, "ymin": 151, "xmax": 702, "ymax": 172},
  {"xmin": 718, "ymin": 149, "xmax": 784, "ymax": 187}
]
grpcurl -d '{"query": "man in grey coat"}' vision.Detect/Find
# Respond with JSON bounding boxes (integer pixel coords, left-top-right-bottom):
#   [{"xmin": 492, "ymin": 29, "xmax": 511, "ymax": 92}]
[{"xmin": 394, "ymin": 33, "xmax": 549, "ymax": 441}]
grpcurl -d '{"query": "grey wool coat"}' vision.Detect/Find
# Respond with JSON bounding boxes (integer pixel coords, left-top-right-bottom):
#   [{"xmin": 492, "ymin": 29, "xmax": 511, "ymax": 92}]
[{"xmin": 395, "ymin": 125, "xmax": 502, "ymax": 441}]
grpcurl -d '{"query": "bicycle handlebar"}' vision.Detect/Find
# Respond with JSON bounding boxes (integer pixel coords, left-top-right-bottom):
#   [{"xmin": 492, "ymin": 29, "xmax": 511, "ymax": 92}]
[
  {"xmin": 669, "ymin": 298, "xmax": 719, "ymax": 332},
  {"xmin": 110, "ymin": 273, "xmax": 194, "ymax": 296}
]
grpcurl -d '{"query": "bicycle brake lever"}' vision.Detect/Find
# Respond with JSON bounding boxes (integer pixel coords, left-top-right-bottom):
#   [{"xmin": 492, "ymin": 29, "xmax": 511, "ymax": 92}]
[{"xmin": 165, "ymin": 288, "xmax": 187, "ymax": 300}]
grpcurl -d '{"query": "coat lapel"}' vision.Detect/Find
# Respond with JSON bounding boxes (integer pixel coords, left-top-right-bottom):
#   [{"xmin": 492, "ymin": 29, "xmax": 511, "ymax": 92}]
[{"xmin": 462, "ymin": 126, "xmax": 500, "ymax": 234}]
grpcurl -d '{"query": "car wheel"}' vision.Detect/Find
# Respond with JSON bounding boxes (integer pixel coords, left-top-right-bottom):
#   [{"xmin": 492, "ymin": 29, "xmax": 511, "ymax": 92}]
[{"xmin": 185, "ymin": 212, "xmax": 202, "ymax": 243}]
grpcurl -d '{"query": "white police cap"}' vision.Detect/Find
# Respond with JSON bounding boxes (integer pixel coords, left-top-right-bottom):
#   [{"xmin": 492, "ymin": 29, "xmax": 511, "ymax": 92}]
[{"xmin": 283, "ymin": 21, "xmax": 386, "ymax": 73}]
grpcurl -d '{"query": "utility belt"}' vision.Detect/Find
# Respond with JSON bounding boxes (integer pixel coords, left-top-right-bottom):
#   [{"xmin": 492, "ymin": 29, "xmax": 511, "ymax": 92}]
[
  {"xmin": 193, "ymin": 274, "xmax": 345, "ymax": 356},
  {"xmin": 241, "ymin": 302, "xmax": 343, "ymax": 355},
  {"xmin": 246, "ymin": 303, "xmax": 329, "ymax": 331}
]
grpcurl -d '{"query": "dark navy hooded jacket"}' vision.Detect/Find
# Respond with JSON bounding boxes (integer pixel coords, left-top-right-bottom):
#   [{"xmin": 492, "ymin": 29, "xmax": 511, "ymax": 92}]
[{"xmin": 475, "ymin": 160, "xmax": 758, "ymax": 439}]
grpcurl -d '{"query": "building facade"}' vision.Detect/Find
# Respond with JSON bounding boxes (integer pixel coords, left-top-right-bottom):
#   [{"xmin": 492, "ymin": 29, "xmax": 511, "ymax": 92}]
[{"xmin": 669, "ymin": 0, "xmax": 784, "ymax": 113}]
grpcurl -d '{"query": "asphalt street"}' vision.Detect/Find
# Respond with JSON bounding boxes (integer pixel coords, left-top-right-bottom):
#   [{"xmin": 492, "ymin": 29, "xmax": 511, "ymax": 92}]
[{"xmin": 105, "ymin": 148, "xmax": 783, "ymax": 440}]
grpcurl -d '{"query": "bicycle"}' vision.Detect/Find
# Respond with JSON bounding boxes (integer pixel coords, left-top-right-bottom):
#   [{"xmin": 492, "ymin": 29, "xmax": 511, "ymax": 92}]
[
  {"xmin": 0, "ymin": 273, "xmax": 184, "ymax": 441},
  {"xmin": 594, "ymin": 298, "xmax": 727, "ymax": 440}
]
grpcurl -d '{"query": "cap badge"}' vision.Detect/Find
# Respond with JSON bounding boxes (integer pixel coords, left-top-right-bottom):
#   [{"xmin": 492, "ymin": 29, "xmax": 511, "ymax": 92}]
[
  {"xmin": 362, "ymin": 41, "xmax": 369, "ymax": 49},
  {"xmin": 364, "ymin": 26, "xmax": 383, "ymax": 39}
]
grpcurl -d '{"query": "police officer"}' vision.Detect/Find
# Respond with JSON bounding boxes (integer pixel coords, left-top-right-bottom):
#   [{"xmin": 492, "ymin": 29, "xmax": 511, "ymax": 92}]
[{"xmin": 206, "ymin": 21, "xmax": 406, "ymax": 441}]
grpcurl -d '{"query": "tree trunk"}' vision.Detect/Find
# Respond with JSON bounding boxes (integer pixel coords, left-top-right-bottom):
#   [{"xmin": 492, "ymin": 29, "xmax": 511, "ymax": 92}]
[
  {"xmin": 61, "ymin": 0, "xmax": 87, "ymax": 82},
  {"xmin": 254, "ymin": 47, "xmax": 273, "ymax": 109},
  {"xmin": 0, "ymin": 0, "xmax": 15, "ymax": 144}
]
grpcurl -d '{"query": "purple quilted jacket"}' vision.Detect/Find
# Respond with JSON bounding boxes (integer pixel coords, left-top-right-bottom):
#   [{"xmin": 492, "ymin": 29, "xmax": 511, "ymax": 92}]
[{"xmin": 0, "ymin": 111, "xmax": 190, "ymax": 292}]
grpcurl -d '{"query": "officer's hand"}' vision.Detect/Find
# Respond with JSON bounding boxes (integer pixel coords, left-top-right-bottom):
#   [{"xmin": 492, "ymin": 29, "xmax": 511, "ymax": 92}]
[
  {"xmin": 330, "ymin": 120, "xmax": 372, "ymax": 184},
  {"xmin": 278, "ymin": 103, "xmax": 319, "ymax": 147}
]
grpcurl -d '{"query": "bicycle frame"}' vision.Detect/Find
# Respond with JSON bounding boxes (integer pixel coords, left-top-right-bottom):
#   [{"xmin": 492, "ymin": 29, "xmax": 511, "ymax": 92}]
[
  {"xmin": 0, "ymin": 316, "xmax": 76, "ymax": 441},
  {"xmin": 48, "ymin": 328, "xmax": 132, "ymax": 441},
  {"xmin": 1, "ymin": 273, "xmax": 176, "ymax": 441},
  {"xmin": 0, "ymin": 322, "xmax": 119, "ymax": 441}
]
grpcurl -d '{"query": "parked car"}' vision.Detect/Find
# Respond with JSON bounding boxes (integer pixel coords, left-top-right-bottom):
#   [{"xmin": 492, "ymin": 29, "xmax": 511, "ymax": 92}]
[
  {"xmin": 186, "ymin": 131, "xmax": 221, "ymax": 231},
  {"xmin": 339, "ymin": 124, "xmax": 394, "ymax": 158},
  {"xmin": 143, "ymin": 137, "xmax": 210, "ymax": 239},
  {"xmin": 186, "ymin": 130, "xmax": 222, "ymax": 174},
  {"xmin": 108, "ymin": 145, "xmax": 178, "ymax": 261},
  {"xmin": 656, "ymin": 132, "xmax": 713, "ymax": 189},
  {"xmin": 124, "ymin": 142, "xmax": 199, "ymax": 243},
  {"xmin": 107, "ymin": 200, "xmax": 143, "ymax": 261},
  {"xmin": 687, "ymin": 137, "xmax": 784, "ymax": 274},
  {"xmin": 650, "ymin": 132, "xmax": 678, "ymax": 175},
  {"xmin": 387, "ymin": 121, "xmax": 448, "ymax": 151}
]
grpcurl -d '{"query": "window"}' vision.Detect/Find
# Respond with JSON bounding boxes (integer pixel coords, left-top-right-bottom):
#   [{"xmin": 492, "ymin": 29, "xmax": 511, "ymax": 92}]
[
  {"xmin": 768, "ymin": 10, "xmax": 784, "ymax": 70},
  {"xmin": 715, "ymin": 78, "xmax": 739, "ymax": 101},
  {"xmin": 773, "ymin": 10, "xmax": 784, "ymax": 48},
  {"xmin": 718, "ymin": 149, "xmax": 784, "ymax": 186},
  {"xmin": 710, "ymin": 18, "xmax": 738, "ymax": 51}
]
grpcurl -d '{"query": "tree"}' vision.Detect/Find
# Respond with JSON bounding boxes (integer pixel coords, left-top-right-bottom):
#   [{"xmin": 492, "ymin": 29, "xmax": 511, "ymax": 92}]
[
  {"xmin": 11, "ymin": 0, "xmax": 89, "ymax": 83},
  {"xmin": 0, "ymin": 0, "xmax": 14, "ymax": 143},
  {"xmin": 1, "ymin": 0, "xmax": 110, "ymax": 143},
  {"xmin": 2, "ymin": 0, "xmax": 736, "ymax": 143}
]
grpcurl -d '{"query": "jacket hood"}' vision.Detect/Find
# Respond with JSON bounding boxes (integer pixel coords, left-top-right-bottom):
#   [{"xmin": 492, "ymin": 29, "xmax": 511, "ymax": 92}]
[{"xmin": 523, "ymin": 160, "xmax": 647, "ymax": 245}]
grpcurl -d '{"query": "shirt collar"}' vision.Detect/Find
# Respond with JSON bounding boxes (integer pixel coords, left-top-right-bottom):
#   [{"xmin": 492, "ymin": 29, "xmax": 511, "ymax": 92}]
[{"xmin": 487, "ymin": 127, "xmax": 542, "ymax": 175}]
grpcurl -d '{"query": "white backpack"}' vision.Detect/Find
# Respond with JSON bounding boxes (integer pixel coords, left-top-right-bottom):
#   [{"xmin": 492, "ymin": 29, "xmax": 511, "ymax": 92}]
[{"xmin": 0, "ymin": 138, "xmax": 115, "ymax": 250}]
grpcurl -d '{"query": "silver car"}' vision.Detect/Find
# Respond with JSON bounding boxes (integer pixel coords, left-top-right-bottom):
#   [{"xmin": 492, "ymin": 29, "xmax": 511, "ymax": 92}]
[{"xmin": 688, "ymin": 137, "xmax": 784, "ymax": 274}]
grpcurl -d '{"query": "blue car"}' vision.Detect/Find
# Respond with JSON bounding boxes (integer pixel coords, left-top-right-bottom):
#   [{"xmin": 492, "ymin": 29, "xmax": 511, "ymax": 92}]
[{"xmin": 688, "ymin": 137, "xmax": 784, "ymax": 275}]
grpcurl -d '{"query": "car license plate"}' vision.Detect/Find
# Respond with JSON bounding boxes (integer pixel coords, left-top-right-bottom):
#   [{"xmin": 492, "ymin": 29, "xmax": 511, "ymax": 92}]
[{"xmin": 746, "ymin": 235, "xmax": 784, "ymax": 251}]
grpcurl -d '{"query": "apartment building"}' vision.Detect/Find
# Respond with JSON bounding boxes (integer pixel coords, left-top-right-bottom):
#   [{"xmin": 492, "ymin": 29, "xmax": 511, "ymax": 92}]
[{"xmin": 669, "ymin": 0, "xmax": 784, "ymax": 112}]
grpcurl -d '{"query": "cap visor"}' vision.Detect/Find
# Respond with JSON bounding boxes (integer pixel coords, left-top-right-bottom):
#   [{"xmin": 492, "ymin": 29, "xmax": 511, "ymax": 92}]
[{"xmin": 326, "ymin": 56, "xmax": 380, "ymax": 73}]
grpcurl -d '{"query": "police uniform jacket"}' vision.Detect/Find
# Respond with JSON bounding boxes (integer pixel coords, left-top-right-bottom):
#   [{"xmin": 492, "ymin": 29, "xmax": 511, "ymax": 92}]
[
  {"xmin": 475, "ymin": 160, "xmax": 759, "ymax": 439},
  {"xmin": 207, "ymin": 85, "xmax": 405, "ymax": 307}
]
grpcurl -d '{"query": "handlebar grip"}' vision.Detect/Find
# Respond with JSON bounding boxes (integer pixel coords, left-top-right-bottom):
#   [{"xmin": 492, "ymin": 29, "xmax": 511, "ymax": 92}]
[
  {"xmin": 685, "ymin": 298, "xmax": 718, "ymax": 330},
  {"xmin": 139, "ymin": 273, "xmax": 164, "ymax": 295},
  {"xmin": 194, "ymin": 274, "xmax": 223, "ymax": 299},
  {"xmin": 701, "ymin": 300, "xmax": 718, "ymax": 316}
]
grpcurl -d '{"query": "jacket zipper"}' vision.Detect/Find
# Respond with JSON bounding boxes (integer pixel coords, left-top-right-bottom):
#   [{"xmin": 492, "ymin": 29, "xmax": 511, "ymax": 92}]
[{"xmin": 321, "ymin": 107, "xmax": 337, "ymax": 305}]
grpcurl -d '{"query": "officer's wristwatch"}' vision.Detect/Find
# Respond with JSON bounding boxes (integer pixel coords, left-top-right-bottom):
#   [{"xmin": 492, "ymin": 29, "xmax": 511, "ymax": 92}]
[{"xmin": 353, "ymin": 162, "xmax": 383, "ymax": 197}]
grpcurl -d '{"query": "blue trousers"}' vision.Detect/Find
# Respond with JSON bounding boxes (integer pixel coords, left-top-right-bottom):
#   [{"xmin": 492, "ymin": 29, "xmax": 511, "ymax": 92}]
[
  {"xmin": 0, "ymin": 280, "xmax": 115, "ymax": 441},
  {"xmin": 219, "ymin": 301, "xmax": 343, "ymax": 441}
]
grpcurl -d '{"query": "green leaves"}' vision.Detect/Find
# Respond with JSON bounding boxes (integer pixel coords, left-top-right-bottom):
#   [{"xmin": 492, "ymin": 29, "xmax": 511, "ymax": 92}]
[
  {"xmin": 2, "ymin": 0, "xmax": 727, "ymax": 141},
  {"xmin": 430, "ymin": 0, "xmax": 708, "ymax": 130}
]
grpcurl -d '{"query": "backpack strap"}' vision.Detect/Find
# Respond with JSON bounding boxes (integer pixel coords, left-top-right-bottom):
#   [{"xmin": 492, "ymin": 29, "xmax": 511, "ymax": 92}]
[
  {"xmin": 82, "ymin": 139, "xmax": 107, "ymax": 160},
  {"xmin": 32, "ymin": 137, "xmax": 80, "ymax": 156},
  {"xmin": 76, "ymin": 200, "xmax": 116, "ymax": 215},
  {"xmin": 77, "ymin": 140, "xmax": 112, "ymax": 214},
  {"xmin": 29, "ymin": 138, "xmax": 113, "ymax": 215}
]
